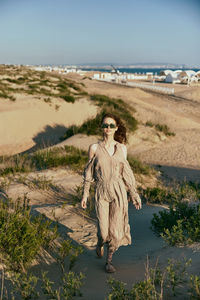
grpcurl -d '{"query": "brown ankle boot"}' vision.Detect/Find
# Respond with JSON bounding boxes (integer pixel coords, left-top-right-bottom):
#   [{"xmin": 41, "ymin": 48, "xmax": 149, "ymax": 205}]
[
  {"xmin": 105, "ymin": 247, "xmax": 116, "ymax": 273},
  {"xmin": 105, "ymin": 262, "xmax": 116, "ymax": 273}
]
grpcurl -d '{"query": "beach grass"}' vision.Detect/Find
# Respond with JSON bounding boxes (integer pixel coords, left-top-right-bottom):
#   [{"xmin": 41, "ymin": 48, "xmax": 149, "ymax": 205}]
[
  {"xmin": 142, "ymin": 181, "xmax": 200, "ymax": 205},
  {"xmin": 145, "ymin": 121, "xmax": 175, "ymax": 136},
  {"xmin": 0, "ymin": 145, "xmax": 88, "ymax": 176}
]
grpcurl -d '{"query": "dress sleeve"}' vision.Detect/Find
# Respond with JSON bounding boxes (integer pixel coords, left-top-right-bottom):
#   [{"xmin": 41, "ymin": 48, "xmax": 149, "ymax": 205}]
[
  {"xmin": 122, "ymin": 159, "xmax": 141, "ymax": 205},
  {"xmin": 82, "ymin": 156, "xmax": 95, "ymax": 198}
]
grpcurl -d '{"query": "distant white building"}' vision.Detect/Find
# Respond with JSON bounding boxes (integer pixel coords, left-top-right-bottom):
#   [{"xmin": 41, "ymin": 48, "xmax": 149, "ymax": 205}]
[
  {"xmin": 165, "ymin": 72, "xmax": 180, "ymax": 83},
  {"xmin": 179, "ymin": 70, "xmax": 197, "ymax": 83}
]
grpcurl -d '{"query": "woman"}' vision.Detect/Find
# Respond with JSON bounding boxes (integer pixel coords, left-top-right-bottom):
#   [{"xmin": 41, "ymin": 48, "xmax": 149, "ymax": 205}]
[{"xmin": 81, "ymin": 113, "xmax": 142, "ymax": 273}]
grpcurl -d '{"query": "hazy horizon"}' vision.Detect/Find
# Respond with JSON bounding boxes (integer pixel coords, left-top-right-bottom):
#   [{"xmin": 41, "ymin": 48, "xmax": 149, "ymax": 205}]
[{"xmin": 0, "ymin": 0, "xmax": 199, "ymax": 66}]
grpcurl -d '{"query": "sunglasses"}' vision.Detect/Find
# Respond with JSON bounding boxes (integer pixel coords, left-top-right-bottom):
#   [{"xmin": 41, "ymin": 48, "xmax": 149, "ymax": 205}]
[{"xmin": 101, "ymin": 123, "xmax": 117, "ymax": 129}]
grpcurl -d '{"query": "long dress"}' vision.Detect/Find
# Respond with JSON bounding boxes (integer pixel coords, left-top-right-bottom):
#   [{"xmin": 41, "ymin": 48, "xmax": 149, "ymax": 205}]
[{"xmin": 82, "ymin": 140, "xmax": 141, "ymax": 252}]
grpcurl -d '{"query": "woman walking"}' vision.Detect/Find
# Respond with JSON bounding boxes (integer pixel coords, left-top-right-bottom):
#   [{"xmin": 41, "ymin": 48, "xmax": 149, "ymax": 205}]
[{"xmin": 81, "ymin": 113, "xmax": 142, "ymax": 273}]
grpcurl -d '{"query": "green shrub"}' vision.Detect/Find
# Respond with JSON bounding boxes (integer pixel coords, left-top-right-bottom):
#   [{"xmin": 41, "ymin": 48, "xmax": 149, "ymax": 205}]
[
  {"xmin": 0, "ymin": 196, "xmax": 58, "ymax": 271},
  {"xmin": 151, "ymin": 202, "xmax": 200, "ymax": 245}
]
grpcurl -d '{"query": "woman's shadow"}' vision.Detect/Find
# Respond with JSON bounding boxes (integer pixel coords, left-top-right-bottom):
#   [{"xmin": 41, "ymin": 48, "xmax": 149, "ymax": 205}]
[{"xmin": 23, "ymin": 124, "xmax": 69, "ymax": 153}]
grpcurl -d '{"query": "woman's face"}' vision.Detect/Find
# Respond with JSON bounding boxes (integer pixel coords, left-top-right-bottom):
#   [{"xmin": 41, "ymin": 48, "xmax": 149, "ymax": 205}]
[{"xmin": 101, "ymin": 117, "xmax": 118, "ymax": 136}]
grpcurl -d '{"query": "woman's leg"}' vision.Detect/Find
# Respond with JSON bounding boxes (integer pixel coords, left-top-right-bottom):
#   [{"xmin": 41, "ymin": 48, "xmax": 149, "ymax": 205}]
[
  {"xmin": 105, "ymin": 244, "xmax": 116, "ymax": 273},
  {"xmin": 95, "ymin": 199, "xmax": 110, "ymax": 258}
]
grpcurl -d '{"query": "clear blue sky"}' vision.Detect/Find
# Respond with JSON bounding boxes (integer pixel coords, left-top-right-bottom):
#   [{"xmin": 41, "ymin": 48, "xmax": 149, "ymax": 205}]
[{"xmin": 0, "ymin": 0, "xmax": 199, "ymax": 65}]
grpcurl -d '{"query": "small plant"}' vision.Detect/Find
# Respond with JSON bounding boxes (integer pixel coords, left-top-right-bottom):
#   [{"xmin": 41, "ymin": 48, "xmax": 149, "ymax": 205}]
[
  {"xmin": 189, "ymin": 275, "xmax": 200, "ymax": 299},
  {"xmin": 61, "ymin": 95, "xmax": 75, "ymax": 103},
  {"xmin": 10, "ymin": 271, "xmax": 39, "ymax": 299},
  {"xmin": 155, "ymin": 124, "xmax": 175, "ymax": 136},
  {"xmin": 165, "ymin": 258, "xmax": 192, "ymax": 296},
  {"xmin": 0, "ymin": 176, "xmax": 11, "ymax": 193},
  {"xmin": 42, "ymin": 270, "xmax": 84, "ymax": 300},
  {"xmin": 57, "ymin": 240, "xmax": 83, "ymax": 271},
  {"xmin": 145, "ymin": 121, "xmax": 154, "ymax": 127},
  {"xmin": 44, "ymin": 97, "xmax": 51, "ymax": 103},
  {"xmin": 106, "ymin": 277, "xmax": 129, "ymax": 299},
  {"xmin": 55, "ymin": 104, "xmax": 60, "ymax": 111},
  {"xmin": 41, "ymin": 240, "xmax": 84, "ymax": 299},
  {"xmin": 145, "ymin": 121, "xmax": 175, "ymax": 136}
]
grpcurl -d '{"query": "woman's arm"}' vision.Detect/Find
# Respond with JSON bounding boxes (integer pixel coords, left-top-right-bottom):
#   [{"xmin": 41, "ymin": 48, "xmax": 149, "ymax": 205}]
[
  {"xmin": 81, "ymin": 144, "xmax": 97, "ymax": 209},
  {"xmin": 121, "ymin": 145, "xmax": 142, "ymax": 210}
]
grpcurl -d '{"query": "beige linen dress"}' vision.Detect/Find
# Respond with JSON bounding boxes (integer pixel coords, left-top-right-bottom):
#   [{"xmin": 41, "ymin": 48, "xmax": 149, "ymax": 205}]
[{"xmin": 83, "ymin": 140, "xmax": 141, "ymax": 252}]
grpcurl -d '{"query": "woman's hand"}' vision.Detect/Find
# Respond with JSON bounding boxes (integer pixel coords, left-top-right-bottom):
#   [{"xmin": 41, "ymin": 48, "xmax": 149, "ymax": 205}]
[
  {"xmin": 132, "ymin": 194, "xmax": 142, "ymax": 210},
  {"xmin": 134, "ymin": 200, "xmax": 142, "ymax": 210},
  {"xmin": 81, "ymin": 197, "xmax": 87, "ymax": 209}
]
